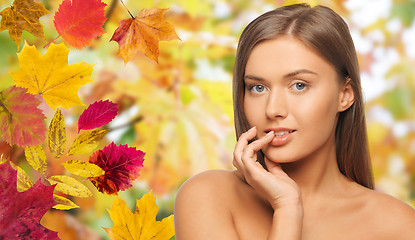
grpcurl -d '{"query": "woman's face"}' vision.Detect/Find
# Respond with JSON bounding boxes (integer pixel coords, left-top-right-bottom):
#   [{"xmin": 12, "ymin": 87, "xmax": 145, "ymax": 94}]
[{"xmin": 243, "ymin": 36, "xmax": 352, "ymax": 163}]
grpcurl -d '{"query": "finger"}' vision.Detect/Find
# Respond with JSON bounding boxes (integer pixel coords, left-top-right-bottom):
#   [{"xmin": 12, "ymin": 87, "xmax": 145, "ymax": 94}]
[
  {"xmin": 233, "ymin": 127, "xmax": 259, "ymax": 183},
  {"xmin": 264, "ymin": 156, "xmax": 287, "ymax": 177},
  {"xmin": 235, "ymin": 126, "xmax": 257, "ymax": 153},
  {"xmin": 243, "ymin": 157, "xmax": 270, "ymax": 190},
  {"xmin": 240, "ymin": 131, "xmax": 274, "ymax": 177},
  {"xmin": 233, "ymin": 126, "xmax": 257, "ymax": 167},
  {"xmin": 243, "ymin": 155, "xmax": 268, "ymax": 176},
  {"xmin": 241, "ymin": 133, "xmax": 274, "ymax": 180},
  {"xmin": 241, "ymin": 131, "xmax": 274, "ymax": 160}
]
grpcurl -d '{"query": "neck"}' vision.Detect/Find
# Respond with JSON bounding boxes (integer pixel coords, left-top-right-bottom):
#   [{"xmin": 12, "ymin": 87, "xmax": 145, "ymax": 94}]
[{"xmin": 280, "ymin": 138, "xmax": 352, "ymax": 202}]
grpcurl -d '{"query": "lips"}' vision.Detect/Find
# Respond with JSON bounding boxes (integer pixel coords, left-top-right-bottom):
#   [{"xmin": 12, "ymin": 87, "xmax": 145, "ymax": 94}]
[{"xmin": 265, "ymin": 128, "xmax": 296, "ymax": 146}]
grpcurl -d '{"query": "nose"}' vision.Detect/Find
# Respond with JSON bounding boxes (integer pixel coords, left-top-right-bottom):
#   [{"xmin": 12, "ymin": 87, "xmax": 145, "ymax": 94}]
[{"xmin": 265, "ymin": 89, "xmax": 288, "ymax": 119}]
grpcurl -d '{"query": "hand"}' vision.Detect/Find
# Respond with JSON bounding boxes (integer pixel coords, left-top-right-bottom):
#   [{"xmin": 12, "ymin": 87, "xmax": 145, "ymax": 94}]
[{"xmin": 233, "ymin": 126, "xmax": 302, "ymax": 210}]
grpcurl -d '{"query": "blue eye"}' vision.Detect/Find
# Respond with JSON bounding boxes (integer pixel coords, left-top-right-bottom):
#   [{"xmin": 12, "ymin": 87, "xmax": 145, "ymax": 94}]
[
  {"xmin": 293, "ymin": 83, "xmax": 307, "ymax": 91},
  {"xmin": 250, "ymin": 85, "xmax": 266, "ymax": 93}
]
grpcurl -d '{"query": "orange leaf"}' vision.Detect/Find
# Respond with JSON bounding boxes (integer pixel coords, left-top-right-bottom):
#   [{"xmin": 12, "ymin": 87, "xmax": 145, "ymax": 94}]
[
  {"xmin": 0, "ymin": 0, "xmax": 50, "ymax": 50},
  {"xmin": 110, "ymin": 8, "xmax": 180, "ymax": 63},
  {"xmin": 53, "ymin": 0, "xmax": 107, "ymax": 48}
]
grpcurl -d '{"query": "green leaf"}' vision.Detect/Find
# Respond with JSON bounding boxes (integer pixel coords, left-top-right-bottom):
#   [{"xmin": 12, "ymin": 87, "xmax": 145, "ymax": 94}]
[
  {"xmin": 180, "ymin": 85, "xmax": 196, "ymax": 106},
  {"xmin": 118, "ymin": 126, "xmax": 136, "ymax": 145},
  {"xmin": 391, "ymin": 2, "xmax": 415, "ymax": 27},
  {"xmin": 384, "ymin": 87, "xmax": 413, "ymax": 120}
]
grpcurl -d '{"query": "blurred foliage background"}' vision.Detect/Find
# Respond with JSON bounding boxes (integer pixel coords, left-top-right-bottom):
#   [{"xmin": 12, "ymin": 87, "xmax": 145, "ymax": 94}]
[{"xmin": 0, "ymin": 0, "xmax": 414, "ymax": 239}]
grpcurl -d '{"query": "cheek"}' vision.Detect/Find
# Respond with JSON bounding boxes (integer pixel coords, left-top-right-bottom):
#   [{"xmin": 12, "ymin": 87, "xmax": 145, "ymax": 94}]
[
  {"xmin": 243, "ymin": 98, "xmax": 264, "ymax": 125},
  {"xmin": 294, "ymin": 92, "xmax": 339, "ymax": 131}
]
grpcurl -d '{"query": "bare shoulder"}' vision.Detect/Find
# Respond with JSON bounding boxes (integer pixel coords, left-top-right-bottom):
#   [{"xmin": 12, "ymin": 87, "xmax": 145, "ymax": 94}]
[
  {"xmin": 179, "ymin": 169, "xmax": 238, "ymax": 187},
  {"xmin": 366, "ymin": 189, "xmax": 415, "ymax": 221},
  {"xmin": 174, "ymin": 170, "xmax": 240, "ymax": 240},
  {"xmin": 360, "ymin": 187, "xmax": 415, "ymax": 239},
  {"xmin": 175, "ymin": 169, "xmax": 239, "ymax": 201}
]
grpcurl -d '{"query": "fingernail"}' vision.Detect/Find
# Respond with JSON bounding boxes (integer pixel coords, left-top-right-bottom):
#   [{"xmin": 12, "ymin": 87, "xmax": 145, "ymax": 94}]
[
  {"xmin": 266, "ymin": 131, "xmax": 274, "ymax": 136},
  {"xmin": 248, "ymin": 126, "xmax": 256, "ymax": 132}
]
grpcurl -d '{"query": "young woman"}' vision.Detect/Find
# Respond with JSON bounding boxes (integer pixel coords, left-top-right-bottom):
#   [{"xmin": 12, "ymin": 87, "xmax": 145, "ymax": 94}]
[{"xmin": 174, "ymin": 4, "xmax": 415, "ymax": 239}]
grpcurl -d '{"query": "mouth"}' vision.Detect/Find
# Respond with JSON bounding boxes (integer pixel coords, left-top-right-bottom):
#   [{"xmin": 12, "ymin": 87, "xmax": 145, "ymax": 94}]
[
  {"xmin": 274, "ymin": 130, "xmax": 295, "ymax": 137},
  {"xmin": 265, "ymin": 129, "xmax": 296, "ymax": 137},
  {"xmin": 265, "ymin": 128, "xmax": 296, "ymax": 146}
]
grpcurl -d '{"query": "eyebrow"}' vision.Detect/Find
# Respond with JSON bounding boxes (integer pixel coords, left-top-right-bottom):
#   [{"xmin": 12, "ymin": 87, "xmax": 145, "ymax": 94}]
[{"xmin": 244, "ymin": 69, "xmax": 318, "ymax": 81}]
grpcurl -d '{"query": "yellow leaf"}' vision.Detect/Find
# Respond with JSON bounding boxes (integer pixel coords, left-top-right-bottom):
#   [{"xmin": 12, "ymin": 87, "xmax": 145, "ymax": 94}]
[
  {"xmin": 16, "ymin": 164, "xmax": 34, "ymax": 192},
  {"xmin": 52, "ymin": 194, "xmax": 80, "ymax": 210},
  {"xmin": 197, "ymin": 80, "xmax": 234, "ymax": 121},
  {"xmin": 68, "ymin": 129, "xmax": 109, "ymax": 155},
  {"xmin": 11, "ymin": 42, "xmax": 93, "ymax": 110},
  {"xmin": 0, "ymin": 0, "xmax": 51, "ymax": 50},
  {"xmin": 130, "ymin": 81, "xmax": 234, "ymax": 194},
  {"xmin": 48, "ymin": 109, "xmax": 66, "ymax": 159},
  {"xmin": 9, "ymin": 161, "xmax": 34, "ymax": 192},
  {"xmin": 24, "ymin": 145, "xmax": 47, "ymax": 175},
  {"xmin": 0, "ymin": 154, "xmax": 6, "ymax": 164},
  {"xmin": 104, "ymin": 191, "xmax": 175, "ymax": 240},
  {"xmin": 62, "ymin": 160, "xmax": 105, "ymax": 178},
  {"xmin": 48, "ymin": 175, "xmax": 92, "ymax": 198}
]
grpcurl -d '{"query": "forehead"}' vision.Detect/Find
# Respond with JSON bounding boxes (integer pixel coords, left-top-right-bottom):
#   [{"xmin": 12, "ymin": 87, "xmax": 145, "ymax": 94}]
[{"xmin": 245, "ymin": 36, "xmax": 336, "ymax": 78}]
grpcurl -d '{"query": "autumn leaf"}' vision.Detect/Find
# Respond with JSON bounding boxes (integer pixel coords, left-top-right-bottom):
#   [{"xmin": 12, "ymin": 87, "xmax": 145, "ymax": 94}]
[
  {"xmin": 78, "ymin": 100, "xmax": 118, "ymax": 133},
  {"xmin": 10, "ymin": 162, "xmax": 34, "ymax": 192},
  {"xmin": 128, "ymin": 79, "xmax": 234, "ymax": 194},
  {"xmin": 0, "ymin": 154, "xmax": 6, "ymax": 164},
  {"xmin": 11, "ymin": 42, "xmax": 94, "ymax": 110},
  {"xmin": 110, "ymin": 8, "xmax": 180, "ymax": 63},
  {"xmin": 0, "ymin": 0, "xmax": 51, "ymax": 50},
  {"xmin": 52, "ymin": 0, "xmax": 107, "ymax": 48},
  {"xmin": 48, "ymin": 175, "xmax": 93, "ymax": 197},
  {"xmin": 88, "ymin": 142, "xmax": 145, "ymax": 195},
  {"xmin": 0, "ymin": 162, "xmax": 59, "ymax": 239},
  {"xmin": 62, "ymin": 160, "xmax": 105, "ymax": 178},
  {"xmin": 25, "ymin": 145, "xmax": 47, "ymax": 175},
  {"xmin": 48, "ymin": 109, "xmax": 66, "ymax": 158},
  {"xmin": 104, "ymin": 191, "xmax": 175, "ymax": 239},
  {"xmin": 68, "ymin": 129, "xmax": 109, "ymax": 155},
  {"xmin": 0, "ymin": 86, "xmax": 47, "ymax": 147},
  {"xmin": 53, "ymin": 194, "xmax": 80, "ymax": 210}
]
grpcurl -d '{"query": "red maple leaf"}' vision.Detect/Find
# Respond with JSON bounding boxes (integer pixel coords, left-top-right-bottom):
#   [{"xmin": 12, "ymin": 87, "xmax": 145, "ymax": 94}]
[
  {"xmin": 78, "ymin": 100, "xmax": 118, "ymax": 133},
  {"xmin": 88, "ymin": 142, "xmax": 145, "ymax": 195},
  {"xmin": 52, "ymin": 0, "xmax": 107, "ymax": 48},
  {"xmin": 0, "ymin": 163, "xmax": 58, "ymax": 239},
  {"xmin": 0, "ymin": 86, "xmax": 47, "ymax": 147}
]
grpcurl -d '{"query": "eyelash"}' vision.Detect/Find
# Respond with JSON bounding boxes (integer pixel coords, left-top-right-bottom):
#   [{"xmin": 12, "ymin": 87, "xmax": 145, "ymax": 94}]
[
  {"xmin": 248, "ymin": 84, "xmax": 266, "ymax": 93},
  {"xmin": 247, "ymin": 82, "xmax": 309, "ymax": 94},
  {"xmin": 291, "ymin": 82, "xmax": 308, "ymax": 92}
]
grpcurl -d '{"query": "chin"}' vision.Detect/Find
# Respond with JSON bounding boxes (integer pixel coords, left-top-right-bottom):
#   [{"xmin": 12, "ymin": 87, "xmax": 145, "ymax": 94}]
[
  {"xmin": 262, "ymin": 146, "xmax": 301, "ymax": 163},
  {"xmin": 262, "ymin": 150, "xmax": 300, "ymax": 164}
]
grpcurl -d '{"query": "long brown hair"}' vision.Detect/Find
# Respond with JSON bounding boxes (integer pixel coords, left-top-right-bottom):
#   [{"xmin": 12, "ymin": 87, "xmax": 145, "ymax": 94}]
[{"xmin": 233, "ymin": 3, "xmax": 374, "ymax": 189}]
